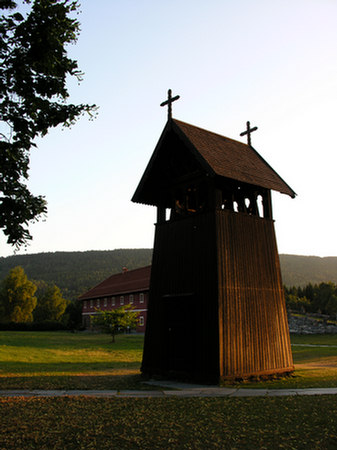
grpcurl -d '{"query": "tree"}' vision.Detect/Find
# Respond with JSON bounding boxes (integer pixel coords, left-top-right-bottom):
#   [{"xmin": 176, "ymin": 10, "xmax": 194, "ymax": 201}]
[
  {"xmin": 63, "ymin": 299, "xmax": 82, "ymax": 329},
  {"xmin": 312, "ymin": 282, "xmax": 336, "ymax": 314},
  {"xmin": 0, "ymin": 0, "xmax": 96, "ymax": 248},
  {"xmin": 33, "ymin": 280, "xmax": 68, "ymax": 321},
  {"xmin": 92, "ymin": 305, "xmax": 140, "ymax": 343},
  {"xmin": 0, "ymin": 265, "xmax": 37, "ymax": 322},
  {"xmin": 326, "ymin": 294, "xmax": 337, "ymax": 317},
  {"xmin": 285, "ymin": 293, "xmax": 310, "ymax": 313}
]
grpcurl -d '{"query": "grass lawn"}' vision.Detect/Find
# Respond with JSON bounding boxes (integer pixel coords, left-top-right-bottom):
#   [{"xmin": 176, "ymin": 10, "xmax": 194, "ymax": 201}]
[
  {"xmin": 0, "ymin": 332, "xmax": 337, "ymax": 449},
  {"xmin": 1, "ymin": 331, "xmax": 337, "ymax": 390},
  {"xmin": 0, "ymin": 396, "xmax": 337, "ymax": 449},
  {"xmin": 0, "ymin": 331, "xmax": 145, "ymax": 390}
]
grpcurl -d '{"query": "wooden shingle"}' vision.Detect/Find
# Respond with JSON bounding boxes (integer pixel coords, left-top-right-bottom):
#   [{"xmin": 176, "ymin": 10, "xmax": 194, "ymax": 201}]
[{"xmin": 132, "ymin": 119, "xmax": 295, "ymax": 206}]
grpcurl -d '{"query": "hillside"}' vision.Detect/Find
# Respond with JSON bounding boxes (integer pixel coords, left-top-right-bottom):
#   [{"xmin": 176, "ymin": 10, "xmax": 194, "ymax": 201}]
[
  {"xmin": 279, "ymin": 254, "xmax": 337, "ymax": 287},
  {"xmin": 1, "ymin": 250, "xmax": 337, "ymax": 301},
  {"xmin": 0, "ymin": 249, "xmax": 153, "ymax": 301}
]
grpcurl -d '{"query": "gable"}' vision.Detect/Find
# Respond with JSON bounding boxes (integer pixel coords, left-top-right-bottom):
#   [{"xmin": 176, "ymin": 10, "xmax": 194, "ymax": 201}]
[
  {"xmin": 132, "ymin": 121, "xmax": 209, "ymax": 207},
  {"xmin": 132, "ymin": 119, "xmax": 295, "ymax": 207}
]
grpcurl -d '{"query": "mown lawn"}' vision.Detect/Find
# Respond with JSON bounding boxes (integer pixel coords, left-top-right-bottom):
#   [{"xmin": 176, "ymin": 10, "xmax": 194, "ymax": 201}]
[
  {"xmin": 1, "ymin": 331, "xmax": 337, "ymax": 390},
  {"xmin": 0, "ymin": 331, "xmax": 337, "ymax": 389},
  {"xmin": 0, "ymin": 331, "xmax": 145, "ymax": 390},
  {"xmin": 0, "ymin": 332, "xmax": 337, "ymax": 449},
  {"xmin": 0, "ymin": 396, "xmax": 337, "ymax": 450}
]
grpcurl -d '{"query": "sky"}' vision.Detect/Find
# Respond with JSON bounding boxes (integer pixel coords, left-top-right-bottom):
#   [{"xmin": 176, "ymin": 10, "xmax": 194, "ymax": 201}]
[{"xmin": 1, "ymin": 0, "xmax": 337, "ymax": 258}]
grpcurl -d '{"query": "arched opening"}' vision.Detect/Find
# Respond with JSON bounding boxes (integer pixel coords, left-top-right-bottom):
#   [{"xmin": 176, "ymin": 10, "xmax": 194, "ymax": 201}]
[{"xmin": 257, "ymin": 195, "xmax": 263, "ymax": 218}]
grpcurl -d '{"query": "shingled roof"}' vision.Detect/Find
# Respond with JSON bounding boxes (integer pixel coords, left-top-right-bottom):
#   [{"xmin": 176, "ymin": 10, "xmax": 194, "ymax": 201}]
[
  {"xmin": 78, "ymin": 266, "xmax": 151, "ymax": 301},
  {"xmin": 132, "ymin": 119, "xmax": 295, "ymax": 206}
]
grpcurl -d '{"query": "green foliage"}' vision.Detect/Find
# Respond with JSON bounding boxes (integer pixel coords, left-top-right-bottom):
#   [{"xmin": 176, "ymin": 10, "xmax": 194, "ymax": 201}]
[
  {"xmin": 93, "ymin": 305, "xmax": 140, "ymax": 342},
  {"xmin": 33, "ymin": 281, "xmax": 68, "ymax": 322},
  {"xmin": 0, "ymin": 320, "xmax": 67, "ymax": 331},
  {"xmin": 0, "ymin": 265, "xmax": 74, "ymax": 326},
  {"xmin": 285, "ymin": 282, "xmax": 337, "ymax": 316},
  {"xmin": 0, "ymin": 249, "xmax": 153, "ymax": 301},
  {"xmin": 63, "ymin": 299, "xmax": 82, "ymax": 329},
  {"xmin": 0, "ymin": 265, "xmax": 37, "ymax": 322},
  {"xmin": 285, "ymin": 293, "xmax": 310, "ymax": 312},
  {"xmin": 326, "ymin": 294, "xmax": 337, "ymax": 316},
  {"xmin": 0, "ymin": 0, "xmax": 96, "ymax": 248}
]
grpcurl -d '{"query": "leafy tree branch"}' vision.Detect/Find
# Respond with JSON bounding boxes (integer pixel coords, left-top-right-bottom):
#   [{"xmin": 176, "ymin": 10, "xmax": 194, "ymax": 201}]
[
  {"xmin": 0, "ymin": 0, "xmax": 97, "ymax": 248},
  {"xmin": 93, "ymin": 305, "xmax": 140, "ymax": 343}
]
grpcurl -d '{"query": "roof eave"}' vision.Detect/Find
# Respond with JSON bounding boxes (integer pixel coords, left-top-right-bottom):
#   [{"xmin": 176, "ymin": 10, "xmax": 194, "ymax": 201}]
[
  {"xmin": 249, "ymin": 145, "xmax": 296, "ymax": 198},
  {"xmin": 131, "ymin": 120, "xmax": 173, "ymax": 205}
]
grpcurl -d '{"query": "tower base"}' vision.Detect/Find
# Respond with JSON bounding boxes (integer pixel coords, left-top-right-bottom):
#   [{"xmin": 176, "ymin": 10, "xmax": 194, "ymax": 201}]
[{"xmin": 141, "ymin": 209, "xmax": 294, "ymax": 384}]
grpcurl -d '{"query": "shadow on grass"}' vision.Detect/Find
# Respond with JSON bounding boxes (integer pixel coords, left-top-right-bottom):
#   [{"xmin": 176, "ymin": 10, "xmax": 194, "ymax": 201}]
[
  {"xmin": 0, "ymin": 331, "xmax": 145, "ymax": 350},
  {"xmin": 1, "ymin": 360, "xmax": 141, "ymax": 374},
  {"xmin": 0, "ymin": 370, "xmax": 160, "ymax": 390},
  {"xmin": 221, "ymin": 365, "xmax": 337, "ymax": 390}
]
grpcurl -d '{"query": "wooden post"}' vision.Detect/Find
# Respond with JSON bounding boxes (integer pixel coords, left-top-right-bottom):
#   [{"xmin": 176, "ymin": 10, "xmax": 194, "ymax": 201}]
[{"xmin": 157, "ymin": 206, "xmax": 166, "ymax": 224}]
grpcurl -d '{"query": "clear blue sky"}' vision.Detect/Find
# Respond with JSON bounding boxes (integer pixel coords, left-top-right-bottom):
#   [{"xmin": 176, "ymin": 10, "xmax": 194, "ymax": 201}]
[{"xmin": 1, "ymin": 0, "xmax": 337, "ymax": 257}]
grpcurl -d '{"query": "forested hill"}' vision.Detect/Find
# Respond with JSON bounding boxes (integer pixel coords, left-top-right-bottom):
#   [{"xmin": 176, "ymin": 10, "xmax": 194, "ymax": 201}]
[
  {"xmin": 1, "ymin": 250, "xmax": 337, "ymax": 301},
  {"xmin": 0, "ymin": 249, "xmax": 153, "ymax": 301},
  {"xmin": 279, "ymin": 254, "xmax": 337, "ymax": 287}
]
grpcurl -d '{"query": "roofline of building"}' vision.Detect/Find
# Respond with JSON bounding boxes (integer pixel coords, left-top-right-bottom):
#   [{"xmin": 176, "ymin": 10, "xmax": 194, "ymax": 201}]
[
  {"xmin": 77, "ymin": 265, "xmax": 151, "ymax": 301},
  {"xmin": 132, "ymin": 118, "xmax": 296, "ymax": 206},
  {"xmin": 78, "ymin": 287, "xmax": 149, "ymax": 302}
]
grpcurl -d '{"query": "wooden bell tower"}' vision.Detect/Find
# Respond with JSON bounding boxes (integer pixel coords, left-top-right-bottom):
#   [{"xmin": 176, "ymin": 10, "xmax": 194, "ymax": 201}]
[{"xmin": 132, "ymin": 92, "xmax": 295, "ymax": 383}]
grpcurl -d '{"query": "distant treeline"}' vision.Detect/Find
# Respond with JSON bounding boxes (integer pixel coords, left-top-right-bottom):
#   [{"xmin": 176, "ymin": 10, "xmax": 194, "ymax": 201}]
[
  {"xmin": 0, "ymin": 249, "xmax": 153, "ymax": 301},
  {"xmin": 1, "ymin": 250, "xmax": 337, "ymax": 302},
  {"xmin": 285, "ymin": 282, "xmax": 337, "ymax": 317}
]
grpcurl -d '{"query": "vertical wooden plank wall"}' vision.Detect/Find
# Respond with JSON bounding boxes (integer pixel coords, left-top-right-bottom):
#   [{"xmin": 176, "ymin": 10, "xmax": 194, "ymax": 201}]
[
  {"xmin": 141, "ymin": 211, "xmax": 220, "ymax": 383},
  {"xmin": 216, "ymin": 209, "xmax": 294, "ymax": 379}
]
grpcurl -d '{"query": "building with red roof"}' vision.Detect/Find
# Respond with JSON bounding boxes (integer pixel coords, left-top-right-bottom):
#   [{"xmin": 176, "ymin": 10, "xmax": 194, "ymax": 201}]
[{"xmin": 78, "ymin": 265, "xmax": 151, "ymax": 332}]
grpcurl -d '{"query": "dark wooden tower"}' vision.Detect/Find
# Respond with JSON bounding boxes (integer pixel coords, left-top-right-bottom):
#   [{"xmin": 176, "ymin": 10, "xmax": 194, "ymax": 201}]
[{"xmin": 132, "ymin": 114, "xmax": 296, "ymax": 384}]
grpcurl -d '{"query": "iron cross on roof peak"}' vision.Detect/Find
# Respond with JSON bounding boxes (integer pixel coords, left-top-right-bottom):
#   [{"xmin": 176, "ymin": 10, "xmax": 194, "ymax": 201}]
[
  {"xmin": 160, "ymin": 89, "xmax": 180, "ymax": 120},
  {"xmin": 240, "ymin": 121, "xmax": 258, "ymax": 146}
]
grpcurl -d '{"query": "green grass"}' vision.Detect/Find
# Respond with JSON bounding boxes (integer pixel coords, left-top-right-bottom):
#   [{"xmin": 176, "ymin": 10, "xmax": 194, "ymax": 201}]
[
  {"xmin": 0, "ymin": 331, "xmax": 145, "ymax": 390},
  {"xmin": 1, "ymin": 396, "xmax": 337, "ymax": 450},
  {"xmin": 0, "ymin": 332, "xmax": 337, "ymax": 449},
  {"xmin": 291, "ymin": 334, "xmax": 337, "ymax": 345},
  {"xmin": 0, "ymin": 331, "xmax": 337, "ymax": 390}
]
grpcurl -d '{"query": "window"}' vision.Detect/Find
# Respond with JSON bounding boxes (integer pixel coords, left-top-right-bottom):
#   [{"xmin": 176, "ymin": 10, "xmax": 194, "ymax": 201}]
[
  {"xmin": 83, "ymin": 301, "xmax": 87, "ymax": 309},
  {"xmin": 140, "ymin": 293, "xmax": 144, "ymax": 303},
  {"xmin": 129, "ymin": 294, "xmax": 134, "ymax": 304},
  {"xmin": 97, "ymin": 299, "xmax": 100, "ymax": 308},
  {"xmin": 104, "ymin": 297, "xmax": 107, "ymax": 307},
  {"xmin": 120, "ymin": 296, "xmax": 124, "ymax": 305},
  {"xmin": 139, "ymin": 316, "xmax": 144, "ymax": 327},
  {"xmin": 90, "ymin": 300, "xmax": 93, "ymax": 308},
  {"xmin": 111, "ymin": 297, "xmax": 115, "ymax": 306}
]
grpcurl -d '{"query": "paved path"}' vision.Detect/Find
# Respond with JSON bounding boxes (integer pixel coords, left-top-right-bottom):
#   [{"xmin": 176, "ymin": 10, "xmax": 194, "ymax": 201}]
[{"xmin": 1, "ymin": 381, "xmax": 337, "ymax": 398}]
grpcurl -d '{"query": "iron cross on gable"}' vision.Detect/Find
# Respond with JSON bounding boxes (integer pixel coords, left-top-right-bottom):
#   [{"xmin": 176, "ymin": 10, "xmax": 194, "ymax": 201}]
[
  {"xmin": 160, "ymin": 89, "xmax": 180, "ymax": 120},
  {"xmin": 240, "ymin": 121, "xmax": 258, "ymax": 146}
]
